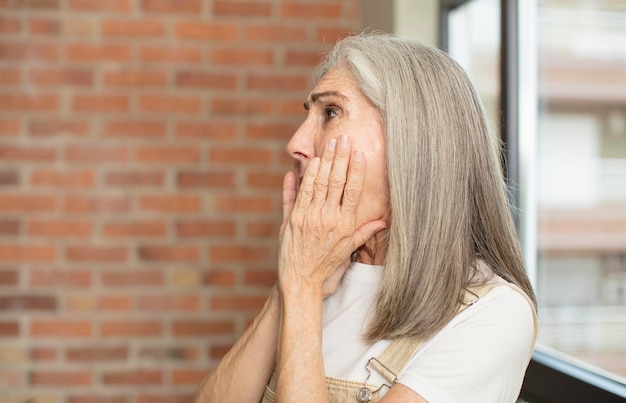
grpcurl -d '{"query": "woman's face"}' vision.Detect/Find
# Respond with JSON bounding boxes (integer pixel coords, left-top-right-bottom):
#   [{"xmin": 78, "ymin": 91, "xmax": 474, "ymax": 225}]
[{"xmin": 286, "ymin": 66, "xmax": 390, "ymax": 228}]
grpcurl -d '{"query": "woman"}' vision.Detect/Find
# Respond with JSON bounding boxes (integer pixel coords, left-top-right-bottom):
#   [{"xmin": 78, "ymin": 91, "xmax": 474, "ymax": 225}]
[{"xmin": 195, "ymin": 33, "xmax": 537, "ymax": 403}]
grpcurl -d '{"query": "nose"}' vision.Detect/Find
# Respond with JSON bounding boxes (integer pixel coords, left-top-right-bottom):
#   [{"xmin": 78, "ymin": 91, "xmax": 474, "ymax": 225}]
[{"xmin": 285, "ymin": 118, "xmax": 316, "ymax": 166}]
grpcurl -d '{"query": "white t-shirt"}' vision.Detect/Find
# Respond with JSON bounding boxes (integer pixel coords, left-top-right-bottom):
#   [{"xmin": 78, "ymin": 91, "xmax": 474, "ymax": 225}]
[{"xmin": 322, "ymin": 262, "xmax": 536, "ymax": 403}]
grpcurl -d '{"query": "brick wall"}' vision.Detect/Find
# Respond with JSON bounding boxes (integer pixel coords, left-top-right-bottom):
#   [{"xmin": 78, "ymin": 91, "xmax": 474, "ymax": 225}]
[{"xmin": 0, "ymin": 1, "xmax": 361, "ymax": 401}]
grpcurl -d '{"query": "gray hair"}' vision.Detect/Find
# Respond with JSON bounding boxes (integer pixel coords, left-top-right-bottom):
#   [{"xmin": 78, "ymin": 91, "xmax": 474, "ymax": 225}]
[{"xmin": 315, "ymin": 33, "xmax": 536, "ymax": 341}]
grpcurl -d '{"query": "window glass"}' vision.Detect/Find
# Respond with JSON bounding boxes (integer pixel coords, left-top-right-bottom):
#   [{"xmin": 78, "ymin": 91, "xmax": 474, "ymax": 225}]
[
  {"xmin": 447, "ymin": 0, "xmax": 501, "ymax": 126},
  {"xmin": 535, "ymin": 0, "xmax": 626, "ymax": 381}
]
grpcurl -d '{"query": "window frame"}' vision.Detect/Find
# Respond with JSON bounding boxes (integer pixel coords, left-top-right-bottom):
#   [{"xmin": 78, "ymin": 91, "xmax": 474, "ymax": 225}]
[{"xmin": 439, "ymin": 0, "xmax": 626, "ymax": 400}]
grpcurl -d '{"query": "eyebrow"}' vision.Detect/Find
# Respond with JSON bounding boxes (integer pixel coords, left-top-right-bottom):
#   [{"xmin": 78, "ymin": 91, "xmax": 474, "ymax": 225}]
[{"xmin": 303, "ymin": 90, "xmax": 348, "ymax": 110}]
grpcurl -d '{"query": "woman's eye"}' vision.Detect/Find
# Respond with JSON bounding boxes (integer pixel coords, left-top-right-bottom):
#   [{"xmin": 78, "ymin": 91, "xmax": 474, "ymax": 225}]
[{"xmin": 323, "ymin": 107, "xmax": 338, "ymax": 120}]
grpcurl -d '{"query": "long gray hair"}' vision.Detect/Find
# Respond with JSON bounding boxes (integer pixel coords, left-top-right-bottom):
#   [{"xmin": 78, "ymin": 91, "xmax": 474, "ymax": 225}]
[{"xmin": 314, "ymin": 33, "xmax": 536, "ymax": 341}]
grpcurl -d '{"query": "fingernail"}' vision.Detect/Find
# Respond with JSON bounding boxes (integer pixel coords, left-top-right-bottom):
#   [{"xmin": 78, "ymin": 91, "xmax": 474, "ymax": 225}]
[
  {"xmin": 353, "ymin": 150, "xmax": 363, "ymax": 161},
  {"xmin": 340, "ymin": 134, "xmax": 348, "ymax": 148},
  {"xmin": 328, "ymin": 138, "xmax": 336, "ymax": 151}
]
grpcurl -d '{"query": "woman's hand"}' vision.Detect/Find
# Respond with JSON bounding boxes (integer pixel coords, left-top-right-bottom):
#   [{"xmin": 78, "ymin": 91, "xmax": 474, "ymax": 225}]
[{"xmin": 278, "ymin": 134, "xmax": 387, "ymax": 298}]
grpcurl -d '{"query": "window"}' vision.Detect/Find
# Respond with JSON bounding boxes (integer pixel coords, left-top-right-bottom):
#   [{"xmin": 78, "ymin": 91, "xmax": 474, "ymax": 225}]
[{"xmin": 442, "ymin": 0, "xmax": 626, "ymax": 400}]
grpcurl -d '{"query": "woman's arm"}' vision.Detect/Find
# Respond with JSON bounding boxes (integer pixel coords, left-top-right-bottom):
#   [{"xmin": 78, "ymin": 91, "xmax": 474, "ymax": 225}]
[
  {"xmin": 275, "ymin": 136, "xmax": 386, "ymax": 401},
  {"xmin": 193, "ymin": 285, "xmax": 280, "ymax": 403}
]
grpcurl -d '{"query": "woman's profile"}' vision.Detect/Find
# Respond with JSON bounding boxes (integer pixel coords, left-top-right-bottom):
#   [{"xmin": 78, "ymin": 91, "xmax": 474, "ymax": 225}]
[{"xmin": 194, "ymin": 32, "xmax": 537, "ymax": 403}]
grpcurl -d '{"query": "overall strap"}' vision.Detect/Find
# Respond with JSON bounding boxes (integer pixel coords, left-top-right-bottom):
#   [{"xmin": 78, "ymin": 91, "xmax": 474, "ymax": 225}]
[{"xmin": 369, "ymin": 280, "xmax": 515, "ymax": 384}]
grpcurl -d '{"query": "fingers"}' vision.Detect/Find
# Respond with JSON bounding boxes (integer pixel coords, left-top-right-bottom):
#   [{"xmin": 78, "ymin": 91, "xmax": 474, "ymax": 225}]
[
  {"xmin": 281, "ymin": 171, "xmax": 297, "ymax": 226},
  {"xmin": 310, "ymin": 138, "xmax": 337, "ymax": 205},
  {"xmin": 340, "ymin": 150, "xmax": 364, "ymax": 214},
  {"xmin": 326, "ymin": 135, "xmax": 350, "ymax": 206}
]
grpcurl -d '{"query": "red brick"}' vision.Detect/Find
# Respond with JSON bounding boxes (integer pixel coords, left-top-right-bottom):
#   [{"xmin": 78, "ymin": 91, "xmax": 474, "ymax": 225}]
[
  {"xmin": 66, "ymin": 245, "xmax": 128, "ymax": 262},
  {"xmin": 247, "ymin": 74, "xmax": 308, "ymax": 91},
  {"xmin": 98, "ymin": 295, "xmax": 132, "ymax": 311},
  {"xmin": 67, "ymin": 346, "xmax": 128, "ymax": 361},
  {"xmin": 66, "ymin": 44, "xmax": 131, "ymax": 62},
  {"xmin": 30, "ymin": 170, "xmax": 95, "ymax": 188},
  {"xmin": 211, "ymin": 295, "xmax": 267, "ymax": 311},
  {"xmin": 103, "ymin": 221, "xmax": 166, "ymax": 238},
  {"xmin": 176, "ymin": 71, "xmax": 238, "ymax": 89},
  {"xmin": 0, "ymin": 145, "xmax": 56, "ymax": 162},
  {"xmin": 246, "ymin": 220, "xmax": 279, "ymax": 237},
  {"xmin": 176, "ymin": 220, "xmax": 235, "ymax": 237},
  {"xmin": 138, "ymin": 245, "xmax": 200, "ymax": 262},
  {"xmin": 281, "ymin": 3, "xmax": 342, "ymax": 19},
  {"xmin": 216, "ymin": 196, "xmax": 274, "ymax": 213},
  {"xmin": 280, "ymin": 99, "xmax": 307, "ymax": 116},
  {"xmin": 103, "ymin": 70, "xmax": 166, "ymax": 87},
  {"xmin": 210, "ymin": 344, "xmax": 231, "ymax": 360},
  {"xmin": 138, "ymin": 95, "xmax": 201, "ymax": 114},
  {"xmin": 0, "ymin": 17, "xmax": 21, "ymax": 33},
  {"xmin": 0, "ymin": 295, "xmax": 56, "ymax": 311},
  {"xmin": 29, "ymin": 68, "xmax": 93, "ymax": 86},
  {"xmin": 137, "ymin": 295, "xmax": 200, "ymax": 312},
  {"xmin": 0, "ymin": 170, "xmax": 19, "ymax": 186},
  {"xmin": 175, "ymin": 22, "xmax": 238, "ymax": 41},
  {"xmin": 103, "ymin": 370, "xmax": 162, "ymax": 385},
  {"xmin": 0, "ymin": 194, "xmax": 56, "ymax": 212},
  {"xmin": 0, "ymin": 269, "xmax": 18, "ymax": 285},
  {"xmin": 3, "ymin": 0, "xmax": 59, "ymax": 9},
  {"xmin": 140, "ymin": 46, "xmax": 202, "ymax": 63},
  {"xmin": 139, "ymin": 346, "xmax": 199, "ymax": 361},
  {"xmin": 136, "ymin": 146, "xmax": 199, "ymax": 163},
  {"xmin": 29, "ymin": 18, "xmax": 60, "ymax": 35},
  {"xmin": 211, "ymin": 98, "xmax": 272, "ymax": 116},
  {"xmin": 103, "ymin": 120, "xmax": 166, "ymax": 138},
  {"xmin": 0, "ymin": 244, "xmax": 56, "ymax": 262},
  {"xmin": 316, "ymin": 28, "xmax": 356, "ymax": 44},
  {"xmin": 31, "ymin": 347, "xmax": 57, "ymax": 361},
  {"xmin": 28, "ymin": 220, "xmax": 92, "ymax": 237},
  {"xmin": 247, "ymin": 122, "xmax": 298, "ymax": 140},
  {"xmin": 0, "ymin": 220, "xmax": 19, "ymax": 236},
  {"xmin": 31, "ymin": 320, "xmax": 92, "ymax": 338},
  {"xmin": 104, "ymin": 171, "xmax": 164, "ymax": 187},
  {"xmin": 0, "ymin": 68, "xmax": 20, "ymax": 86},
  {"xmin": 213, "ymin": 1, "xmax": 271, "ymax": 17},
  {"xmin": 69, "ymin": 0, "xmax": 131, "ymax": 12},
  {"xmin": 0, "ymin": 42, "xmax": 58, "ymax": 60},
  {"xmin": 172, "ymin": 320, "xmax": 234, "ymax": 336},
  {"xmin": 175, "ymin": 121, "xmax": 236, "ymax": 140},
  {"xmin": 210, "ymin": 245, "xmax": 270, "ymax": 262},
  {"xmin": 247, "ymin": 172, "xmax": 283, "ymax": 189},
  {"xmin": 244, "ymin": 269, "xmax": 277, "ymax": 285},
  {"xmin": 30, "ymin": 370, "xmax": 92, "ymax": 386},
  {"xmin": 139, "ymin": 195, "xmax": 200, "ymax": 213},
  {"xmin": 285, "ymin": 49, "xmax": 325, "ymax": 67},
  {"xmin": 210, "ymin": 147, "xmax": 272, "ymax": 164},
  {"xmin": 29, "ymin": 269, "xmax": 91, "ymax": 287},
  {"xmin": 101, "ymin": 270, "xmax": 163, "ymax": 287},
  {"xmin": 101, "ymin": 321, "xmax": 162, "ymax": 337},
  {"xmin": 142, "ymin": 0, "xmax": 200, "ymax": 13},
  {"xmin": 73, "ymin": 94, "xmax": 129, "ymax": 113},
  {"xmin": 202, "ymin": 270, "xmax": 236, "ymax": 287},
  {"xmin": 0, "ymin": 119, "xmax": 20, "ymax": 136},
  {"xmin": 245, "ymin": 25, "xmax": 307, "ymax": 42},
  {"xmin": 210, "ymin": 48, "xmax": 273, "ymax": 66},
  {"xmin": 177, "ymin": 172, "xmax": 234, "ymax": 188},
  {"xmin": 0, "ymin": 93, "xmax": 58, "ymax": 111},
  {"xmin": 0, "ymin": 321, "xmax": 19, "ymax": 336},
  {"xmin": 102, "ymin": 20, "xmax": 164, "ymax": 37},
  {"xmin": 64, "ymin": 196, "xmax": 130, "ymax": 213},
  {"xmin": 137, "ymin": 394, "xmax": 194, "ymax": 403},
  {"xmin": 65, "ymin": 145, "xmax": 128, "ymax": 163},
  {"xmin": 29, "ymin": 119, "xmax": 89, "ymax": 136},
  {"xmin": 172, "ymin": 369, "xmax": 208, "ymax": 386},
  {"xmin": 68, "ymin": 396, "xmax": 128, "ymax": 403}
]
